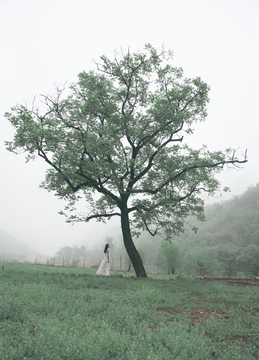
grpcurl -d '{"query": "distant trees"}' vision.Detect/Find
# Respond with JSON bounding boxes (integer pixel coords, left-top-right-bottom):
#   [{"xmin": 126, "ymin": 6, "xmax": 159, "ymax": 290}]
[
  {"xmin": 39, "ymin": 184, "xmax": 259, "ymax": 277},
  {"xmin": 176, "ymin": 184, "xmax": 259, "ymax": 276},
  {"xmin": 155, "ymin": 241, "xmax": 179, "ymax": 274},
  {"xmin": 182, "ymin": 248, "xmax": 218, "ymax": 277},
  {"xmin": 56, "ymin": 245, "xmax": 87, "ymax": 265},
  {"xmin": 236, "ymin": 244, "xmax": 259, "ymax": 274},
  {"xmin": 43, "ymin": 184, "xmax": 259, "ymax": 276}
]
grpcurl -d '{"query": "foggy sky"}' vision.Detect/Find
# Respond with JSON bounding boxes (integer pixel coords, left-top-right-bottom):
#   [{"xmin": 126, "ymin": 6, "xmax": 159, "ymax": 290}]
[{"xmin": 0, "ymin": 0, "xmax": 258, "ymax": 255}]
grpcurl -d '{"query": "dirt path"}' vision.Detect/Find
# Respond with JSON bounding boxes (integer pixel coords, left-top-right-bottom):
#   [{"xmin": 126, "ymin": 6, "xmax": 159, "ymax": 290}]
[{"xmin": 196, "ymin": 277, "xmax": 259, "ymax": 287}]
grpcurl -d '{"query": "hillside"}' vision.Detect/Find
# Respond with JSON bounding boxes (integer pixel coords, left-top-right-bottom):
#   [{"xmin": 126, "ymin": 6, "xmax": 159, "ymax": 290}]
[
  {"xmin": 0, "ymin": 229, "xmax": 40, "ymax": 261},
  {"xmin": 175, "ymin": 184, "xmax": 259, "ymax": 276}
]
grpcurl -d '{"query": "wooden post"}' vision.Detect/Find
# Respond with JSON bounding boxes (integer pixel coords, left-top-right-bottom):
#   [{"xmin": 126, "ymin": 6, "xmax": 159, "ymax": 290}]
[
  {"xmin": 2, "ymin": 265, "xmax": 4, "ymax": 271},
  {"xmin": 120, "ymin": 255, "xmax": 122, "ymax": 271}
]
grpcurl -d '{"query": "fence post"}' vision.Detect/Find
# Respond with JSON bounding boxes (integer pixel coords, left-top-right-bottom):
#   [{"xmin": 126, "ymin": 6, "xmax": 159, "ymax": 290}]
[{"xmin": 120, "ymin": 255, "xmax": 122, "ymax": 271}]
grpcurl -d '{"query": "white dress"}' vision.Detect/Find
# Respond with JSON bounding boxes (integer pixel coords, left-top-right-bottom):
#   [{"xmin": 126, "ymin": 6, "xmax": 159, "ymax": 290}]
[{"xmin": 96, "ymin": 249, "xmax": 110, "ymax": 276}]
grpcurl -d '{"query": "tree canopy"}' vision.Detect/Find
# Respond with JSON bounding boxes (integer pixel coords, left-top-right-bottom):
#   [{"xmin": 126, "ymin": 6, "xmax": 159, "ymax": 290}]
[{"xmin": 5, "ymin": 44, "xmax": 247, "ymax": 277}]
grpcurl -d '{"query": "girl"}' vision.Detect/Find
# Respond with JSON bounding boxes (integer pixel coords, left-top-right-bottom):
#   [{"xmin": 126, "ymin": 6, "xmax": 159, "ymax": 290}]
[{"xmin": 96, "ymin": 244, "xmax": 110, "ymax": 276}]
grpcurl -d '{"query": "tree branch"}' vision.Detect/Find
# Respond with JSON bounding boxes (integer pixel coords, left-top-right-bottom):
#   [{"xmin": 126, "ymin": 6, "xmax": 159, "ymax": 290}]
[
  {"xmin": 68, "ymin": 211, "xmax": 121, "ymax": 223},
  {"xmin": 131, "ymin": 153, "xmax": 248, "ymax": 195}
]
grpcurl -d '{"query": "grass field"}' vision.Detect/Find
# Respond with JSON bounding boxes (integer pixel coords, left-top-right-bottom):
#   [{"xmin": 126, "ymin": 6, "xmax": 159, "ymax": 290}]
[{"xmin": 0, "ymin": 263, "xmax": 259, "ymax": 359}]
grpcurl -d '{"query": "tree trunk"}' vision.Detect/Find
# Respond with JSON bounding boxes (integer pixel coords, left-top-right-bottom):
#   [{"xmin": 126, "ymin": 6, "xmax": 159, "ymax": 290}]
[{"xmin": 121, "ymin": 209, "xmax": 147, "ymax": 278}]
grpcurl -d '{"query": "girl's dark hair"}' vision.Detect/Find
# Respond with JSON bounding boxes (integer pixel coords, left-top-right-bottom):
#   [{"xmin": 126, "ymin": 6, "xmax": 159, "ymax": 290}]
[{"xmin": 104, "ymin": 244, "xmax": 109, "ymax": 253}]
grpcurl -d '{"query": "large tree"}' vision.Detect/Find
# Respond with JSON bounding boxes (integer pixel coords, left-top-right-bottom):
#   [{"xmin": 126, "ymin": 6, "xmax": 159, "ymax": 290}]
[{"xmin": 5, "ymin": 45, "xmax": 247, "ymax": 277}]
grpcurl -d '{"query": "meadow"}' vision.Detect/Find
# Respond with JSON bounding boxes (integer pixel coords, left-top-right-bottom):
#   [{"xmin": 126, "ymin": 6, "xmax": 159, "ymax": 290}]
[{"xmin": 0, "ymin": 263, "xmax": 259, "ymax": 359}]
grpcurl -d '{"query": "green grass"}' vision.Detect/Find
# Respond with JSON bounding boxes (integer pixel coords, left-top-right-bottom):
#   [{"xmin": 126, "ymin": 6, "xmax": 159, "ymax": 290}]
[{"xmin": 0, "ymin": 263, "xmax": 259, "ymax": 359}]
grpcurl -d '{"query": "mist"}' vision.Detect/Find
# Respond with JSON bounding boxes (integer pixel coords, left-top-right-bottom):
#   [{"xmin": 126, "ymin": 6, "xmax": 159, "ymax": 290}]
[{"xmin": 0, "ymin": 0, "xmax": 258, "ymax": 256}]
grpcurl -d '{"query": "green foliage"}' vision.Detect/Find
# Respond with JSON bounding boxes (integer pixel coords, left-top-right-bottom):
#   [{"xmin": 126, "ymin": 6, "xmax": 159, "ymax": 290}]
[
  {"xmin": 155, "ymin": 241, "xmax": 180, "ymax": 274},
  {"xmin": 251, "ymin": 262, "xmax": 259, "ymax": 277},
  {"xmin": 176, "ymin": 184, "xmax": 259, "ymax": 276},
  {"xmin": 182, "ymin": 247, "xmax": 223, "ymax": 277},
  {"xmin": 224, "ymin": 263, "xmax": 237, "ymax": 277}
]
